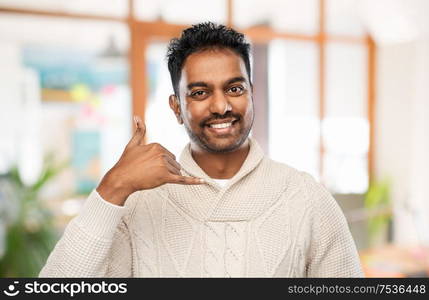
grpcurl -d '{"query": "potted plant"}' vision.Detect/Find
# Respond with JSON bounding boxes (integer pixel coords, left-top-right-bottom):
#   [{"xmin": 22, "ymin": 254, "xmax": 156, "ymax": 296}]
[
  {"xmin": 0, "ymin": 155, "xmax": 67, "ymax": 277},
  {"xmin": 364, "ymin": 178, "xmax": 392, "ymax": 247}
]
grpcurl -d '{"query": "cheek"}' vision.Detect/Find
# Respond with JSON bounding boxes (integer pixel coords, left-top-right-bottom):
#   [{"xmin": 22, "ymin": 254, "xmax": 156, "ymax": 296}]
[
  {"xmin": 183, "ymin": 101, "xmax": 208, "ymax": 127},
  {"xmin": 238, "ymin": 96, "xmax": 254, "ymax": 118}
]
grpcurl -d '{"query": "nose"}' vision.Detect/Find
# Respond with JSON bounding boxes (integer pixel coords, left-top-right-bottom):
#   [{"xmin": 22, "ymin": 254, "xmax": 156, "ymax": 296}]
[{"xmin": 209, "ymin": 90, "xmax": 231, "ymax": 115}]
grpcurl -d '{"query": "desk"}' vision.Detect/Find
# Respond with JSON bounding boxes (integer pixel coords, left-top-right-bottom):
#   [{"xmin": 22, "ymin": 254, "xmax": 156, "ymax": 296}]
[{"xmin": 360, "ymin": 244, "xmax": 429, "ymax": 277}]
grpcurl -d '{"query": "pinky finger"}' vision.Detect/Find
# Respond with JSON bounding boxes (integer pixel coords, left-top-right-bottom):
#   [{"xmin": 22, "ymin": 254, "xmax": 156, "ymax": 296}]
[{"xmin": 168, "ymin": 175, "xmax": 205, "ymax": 185}]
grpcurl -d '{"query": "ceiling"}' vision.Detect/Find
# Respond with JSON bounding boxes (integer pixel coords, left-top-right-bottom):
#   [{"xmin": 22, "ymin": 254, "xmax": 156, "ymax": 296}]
[{"xmin": 0, "ymin": 0, "xmax": 428, "ymax": 50}]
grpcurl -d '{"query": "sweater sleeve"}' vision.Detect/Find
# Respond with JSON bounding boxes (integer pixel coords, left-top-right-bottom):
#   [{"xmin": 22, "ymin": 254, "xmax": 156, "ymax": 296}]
[
  {"xmin": 305, "ymin": 175, "xmax": 364, "ymax": 278},
  {"xmin": 39, "ymin": 190, "xmax": 137, "ymax": 277}
]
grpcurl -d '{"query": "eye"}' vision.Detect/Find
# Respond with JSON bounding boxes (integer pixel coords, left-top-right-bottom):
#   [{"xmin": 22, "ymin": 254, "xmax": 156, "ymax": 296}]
[
  {"xmin": 190, "ymin": 90, "xmax": 208, "ymax": 100},
  {"xmin": 227, "ymin": 85, "xmax": 245, "ymax": 96}
]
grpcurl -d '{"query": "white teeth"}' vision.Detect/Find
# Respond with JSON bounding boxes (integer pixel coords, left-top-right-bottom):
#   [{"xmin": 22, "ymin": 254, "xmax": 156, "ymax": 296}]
[{"xmin": 210, "ymin": 122, "xmax": 232, "ymax": 129}]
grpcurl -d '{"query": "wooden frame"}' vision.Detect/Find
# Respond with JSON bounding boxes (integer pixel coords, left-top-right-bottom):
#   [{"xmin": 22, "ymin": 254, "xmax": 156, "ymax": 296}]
[{"xmin": 0, "ymin": 0, "xmax": 376, "ymax": 183}]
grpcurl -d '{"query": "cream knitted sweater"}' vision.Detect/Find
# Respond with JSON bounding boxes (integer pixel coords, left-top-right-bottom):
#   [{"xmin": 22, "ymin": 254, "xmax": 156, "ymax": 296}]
[{"xmin": 40, "ymin": 138, "xmax": 363, "ymax": 277}]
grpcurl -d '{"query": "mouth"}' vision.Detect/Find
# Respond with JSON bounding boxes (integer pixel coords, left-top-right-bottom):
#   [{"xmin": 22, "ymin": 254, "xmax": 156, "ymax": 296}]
[
  {"xmin": 204, "ymin": 118, "xmax": 239, "ymax": 135},
  {"xmin": 209, "ymin": 122, "xmax": 233, "ymax": 129}
]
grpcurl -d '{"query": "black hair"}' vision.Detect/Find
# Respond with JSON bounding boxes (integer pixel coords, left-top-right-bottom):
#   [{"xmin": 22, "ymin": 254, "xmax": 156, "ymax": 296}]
[{"xmin": 166, "ymin": 22, "xmax": 252, "ymax": 97}]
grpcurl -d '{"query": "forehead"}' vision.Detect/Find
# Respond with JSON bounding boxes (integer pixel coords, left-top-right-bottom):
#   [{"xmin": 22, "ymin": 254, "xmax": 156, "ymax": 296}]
[{"xmin": 180, "ymin": 48, "xmax": 248, "ymax": 87}]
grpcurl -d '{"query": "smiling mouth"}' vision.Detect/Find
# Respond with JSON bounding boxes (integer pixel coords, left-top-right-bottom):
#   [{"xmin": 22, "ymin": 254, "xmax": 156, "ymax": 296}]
[
  {"xmin": 209, "ymin": 122, "xmax": 233, "ymax": 129},
  {"xmin": 204, "ymin": 118, "xmax": 239, "ymax": 128},
  {"xmin": 202, "ymin": 119, "xmax": 239, "ymax": 137}
]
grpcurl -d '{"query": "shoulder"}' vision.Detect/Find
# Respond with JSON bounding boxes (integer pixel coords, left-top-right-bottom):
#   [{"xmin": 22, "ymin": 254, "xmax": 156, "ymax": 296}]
[
  {"xmin": 262, "ymin": 158, "xmax": 339, "ymax": 211},
  {"xmin": 290, "ymin": 170, "xmax": 348, "ymax": 230},
  {"xmin": 120, "ymin": 187, "xmax": 169, "ymax": 226},
  {"xmin": 261, "ymin": 157, "xmax": 320, "ymax": 195},
  {"xmin": 119, "ymin": 190, "xmax": 148, "ymax": 225},
  {"xmin": 260, "ymin": 157, "xmax": 308, "ymax": 185},
  {"xmin": 265, "ymin": 163, "xmax": 350, "ymax": 242}
]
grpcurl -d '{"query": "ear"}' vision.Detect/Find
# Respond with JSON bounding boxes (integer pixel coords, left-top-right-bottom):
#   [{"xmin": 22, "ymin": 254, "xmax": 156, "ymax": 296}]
[{"xmin": 169, "ymin": 94, "xmax": 183, "ymax": 124}]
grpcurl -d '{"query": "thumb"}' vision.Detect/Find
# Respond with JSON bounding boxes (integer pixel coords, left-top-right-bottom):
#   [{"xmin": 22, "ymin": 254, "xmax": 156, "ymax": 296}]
[
  {"xmin": 128, "ymin": 116, "xmax": 146, "ymax": 146},
  {"xmin": 134, "ymin": 116, "xmax": 146, "ymax": 134}
]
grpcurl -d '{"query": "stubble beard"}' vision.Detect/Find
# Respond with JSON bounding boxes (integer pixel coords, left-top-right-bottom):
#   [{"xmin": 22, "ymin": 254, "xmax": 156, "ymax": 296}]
[{"xmin": 183, "ymin": 111, "xmax": 254, "ymax": 154}]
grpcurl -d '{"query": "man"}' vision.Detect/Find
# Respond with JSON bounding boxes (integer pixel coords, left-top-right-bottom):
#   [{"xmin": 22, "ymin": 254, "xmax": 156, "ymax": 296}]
[{"xmin": 40, "ymin": 22, "xmax": 363, "ymax": 277}]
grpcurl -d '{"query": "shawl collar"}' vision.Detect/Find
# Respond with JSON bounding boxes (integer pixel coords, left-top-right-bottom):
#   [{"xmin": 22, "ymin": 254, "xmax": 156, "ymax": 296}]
[{"xmin": 178, "ymin": 137, "xmax": 264, "ymax": 188}]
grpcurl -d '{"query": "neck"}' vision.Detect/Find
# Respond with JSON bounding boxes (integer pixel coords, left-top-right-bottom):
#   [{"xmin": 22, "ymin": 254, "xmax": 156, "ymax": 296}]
[{"xmin": 190, "ymin": 139, "xmax": 250, "ymax": 179}]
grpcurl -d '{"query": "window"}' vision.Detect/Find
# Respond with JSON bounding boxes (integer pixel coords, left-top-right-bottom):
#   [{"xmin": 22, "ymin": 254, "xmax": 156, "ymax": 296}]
[
  {"xmin": 0, "ymin": 0, "xmax": 374, "ymax": 194},
  {"xmin": 268, "ymin": 40, "xmax": 320, "ymax": 179}
]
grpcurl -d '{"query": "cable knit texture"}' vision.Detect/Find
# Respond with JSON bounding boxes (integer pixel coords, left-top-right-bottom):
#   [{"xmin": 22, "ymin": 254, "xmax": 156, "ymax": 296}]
[{"xmin": 39, "ymin": 138, "xmax": 363, "ymax": 277}]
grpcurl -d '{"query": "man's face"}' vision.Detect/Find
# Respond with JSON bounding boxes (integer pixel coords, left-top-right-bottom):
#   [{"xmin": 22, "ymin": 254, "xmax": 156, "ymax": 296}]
[{"xmin": 171, "ymin": 48, "xmax": 254, "ymax": 153}]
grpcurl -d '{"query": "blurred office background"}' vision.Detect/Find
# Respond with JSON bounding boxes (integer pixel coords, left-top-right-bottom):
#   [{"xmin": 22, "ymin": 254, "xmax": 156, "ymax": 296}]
[{"xmin": 0, "ymin": 0, "xmax": 428, "ymax": 277}]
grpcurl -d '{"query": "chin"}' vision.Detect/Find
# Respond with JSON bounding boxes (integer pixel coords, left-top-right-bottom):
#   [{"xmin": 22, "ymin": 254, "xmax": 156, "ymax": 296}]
[
  {"xmin": 201, "ymin": 135, "xmax": 248, "ymax": 153},
  {"xmin": 185, "ymin": 123, "xmax": 251, "ymax": 153}
]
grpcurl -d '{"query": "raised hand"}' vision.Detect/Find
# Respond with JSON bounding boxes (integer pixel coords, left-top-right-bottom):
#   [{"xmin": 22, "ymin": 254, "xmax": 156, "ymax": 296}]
[{"xmin": 96, "ymin": 116, "xmax": 204, "ymax": 206}]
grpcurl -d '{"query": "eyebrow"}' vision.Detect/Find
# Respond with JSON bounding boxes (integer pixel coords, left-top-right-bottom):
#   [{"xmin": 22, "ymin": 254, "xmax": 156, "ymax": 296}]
[
  {"xmin": 187, "ymin": 81, "xmax": 209, "ymax": 90},
  {"xmin": 187, "ymin": 76, "xmax": 246, "ymax": 90},
  {"xmin": 225, "ymin": 76, "xmax": 246, "ymax": 86}
]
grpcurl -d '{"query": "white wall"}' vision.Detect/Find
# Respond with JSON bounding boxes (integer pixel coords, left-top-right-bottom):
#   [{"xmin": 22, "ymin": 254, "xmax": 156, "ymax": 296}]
[
  {"xmin": 408, "ymin": 40, "xmax": 429, "ymax": 244},
  {"xmin": 0, "ymin": 43, "xmax": 23, "ymax": 173},
  {"xmin": 0, "ymin": 42, "xmax": 44, "ymax": 185},
  {"xmin": 375, "ymin": 40, "xmax": 429, "ymax": 245}
]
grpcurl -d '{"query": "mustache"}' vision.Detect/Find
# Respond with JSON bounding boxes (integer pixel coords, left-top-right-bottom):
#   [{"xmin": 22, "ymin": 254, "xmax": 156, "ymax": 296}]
[{"xmin": 199, "ymin": 112, "xmax": 242, "ymax": 127}]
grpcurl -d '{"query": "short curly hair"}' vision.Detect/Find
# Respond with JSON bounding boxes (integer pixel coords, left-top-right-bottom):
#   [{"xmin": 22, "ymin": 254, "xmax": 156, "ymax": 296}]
[{"xmin": 166, "ymin": 22, "xmax": 252, "ymax": 97}]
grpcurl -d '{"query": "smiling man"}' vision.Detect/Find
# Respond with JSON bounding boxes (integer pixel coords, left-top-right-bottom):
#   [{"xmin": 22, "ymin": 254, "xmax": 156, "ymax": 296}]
[{"xmin": 40, "ymin": 22, "xmax": 363, "ymax": 278}]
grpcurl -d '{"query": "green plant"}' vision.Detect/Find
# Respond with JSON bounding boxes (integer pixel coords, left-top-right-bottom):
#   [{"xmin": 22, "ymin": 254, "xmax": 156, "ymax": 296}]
[
  {"xmin": 364, "ymin": 178, "xmax": 392, "ymax": 246},
  {"xmin": 0, "ymin": 155, "xmax": 67, "ymax": 277}
]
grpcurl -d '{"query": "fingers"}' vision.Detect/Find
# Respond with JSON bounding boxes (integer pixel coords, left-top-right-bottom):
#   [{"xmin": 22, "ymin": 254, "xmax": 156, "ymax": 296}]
[
  {"xmin": 162, "ymin": 155, "xmax": 203, "ymax": 185},
  {"xmin": 164, "ymin": 155, "xmax": 181, "ymax": 171},
  {"xmin": 157, "ymin": 144, "xmax": 176, "ymax": 161},
  {"xmin": 164, "ymin": 157, "xmax": 181, "ymax": 175},
  {"xmin": 165, "ymin": 161, "xmax": 181, "ymax": 176},
  {"xmin": 168, "ymin": 174, "xmax": 205, "ymax": 185},
  {"xmin": 134, "ymin": 116, "xmax": 146, "ymax": 132},
  {"xmin": 127, "ymin": 116, "xmax": 146, "ymax": 147}
]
